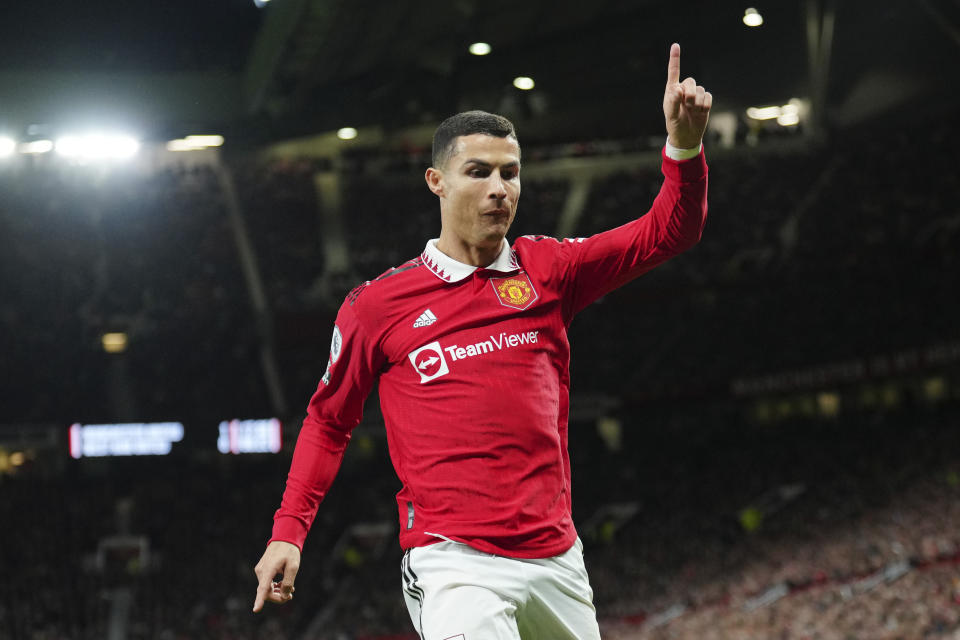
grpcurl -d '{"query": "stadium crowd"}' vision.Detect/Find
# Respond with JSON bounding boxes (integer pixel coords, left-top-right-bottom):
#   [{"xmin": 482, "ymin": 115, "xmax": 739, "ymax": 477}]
[
  {"xmin": 0, "ymin": 162, "xmax": 266, "ymax": 424},
  {"xmin": 1, "ymin": 119, "xmax": 958, "ymax": 638},
  {"xmin": 3, "ymin": 402, "xmax": 959, "ymax": 639}
]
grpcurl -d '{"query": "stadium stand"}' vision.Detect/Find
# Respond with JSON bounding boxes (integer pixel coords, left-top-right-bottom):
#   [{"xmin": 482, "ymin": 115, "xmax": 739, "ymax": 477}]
[{"xmin": 1, "ymin": 120, "xmax": 959, "ymax": 638}]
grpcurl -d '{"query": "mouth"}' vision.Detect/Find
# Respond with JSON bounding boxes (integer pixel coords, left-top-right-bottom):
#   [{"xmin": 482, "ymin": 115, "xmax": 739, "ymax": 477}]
[{"xmin": 483, "ymin": 207, "xmax": 509, "ymax": 217}]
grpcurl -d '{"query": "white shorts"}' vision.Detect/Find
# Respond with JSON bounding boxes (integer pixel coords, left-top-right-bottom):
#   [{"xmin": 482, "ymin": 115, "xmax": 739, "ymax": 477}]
[{"xmin": 400, "ymin": 538, "xmax": 601, "ymax": 640}]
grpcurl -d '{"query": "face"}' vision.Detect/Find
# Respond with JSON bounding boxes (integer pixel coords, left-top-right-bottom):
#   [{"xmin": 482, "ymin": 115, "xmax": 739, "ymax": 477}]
[{"xmin": 426, "ymin": 133, "xmax": 521, "ymax": 252}]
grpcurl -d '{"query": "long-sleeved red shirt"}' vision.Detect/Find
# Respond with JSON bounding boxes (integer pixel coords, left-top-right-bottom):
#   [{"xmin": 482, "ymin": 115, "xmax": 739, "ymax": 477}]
[{"xmin": 271, "ymin": 147, "xmax": 708, "ymax": 558}]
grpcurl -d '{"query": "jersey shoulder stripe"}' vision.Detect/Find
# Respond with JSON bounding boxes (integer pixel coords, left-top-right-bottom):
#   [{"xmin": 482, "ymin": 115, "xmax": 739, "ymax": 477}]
[
  {"xmin": 375, "ymin": 258, "xmax": 423, "ymax": 282},
  {"xmin": 518, "ymin": 234, "xmax": 584, "ymax": 244},
  {"xmin": 347, "ymin": 258, "xmax": 424, "ymax": 305}
]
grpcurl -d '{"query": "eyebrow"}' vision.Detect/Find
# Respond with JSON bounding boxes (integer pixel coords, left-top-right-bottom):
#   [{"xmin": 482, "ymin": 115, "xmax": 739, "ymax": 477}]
[{"xmin": 461, "ymin": 159, "xmax": 521, "ymax": 169}]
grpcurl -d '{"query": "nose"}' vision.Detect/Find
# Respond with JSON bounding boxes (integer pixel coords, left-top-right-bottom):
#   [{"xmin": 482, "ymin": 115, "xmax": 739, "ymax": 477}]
[{"xmin": 489, "ymin": 175, "xmax": 507, "ymax": 200}]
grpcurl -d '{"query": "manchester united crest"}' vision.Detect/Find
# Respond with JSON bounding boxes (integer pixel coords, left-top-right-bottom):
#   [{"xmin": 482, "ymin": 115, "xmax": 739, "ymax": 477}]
[{"xmin": 490, "ymin": 273, "xmax": 539, "ymax": 310}]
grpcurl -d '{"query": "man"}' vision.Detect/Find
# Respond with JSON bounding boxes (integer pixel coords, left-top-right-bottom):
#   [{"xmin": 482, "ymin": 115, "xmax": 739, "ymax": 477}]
[{"xmin": 254, "ymin": 43, "xmax": 711, "ymax": 639}]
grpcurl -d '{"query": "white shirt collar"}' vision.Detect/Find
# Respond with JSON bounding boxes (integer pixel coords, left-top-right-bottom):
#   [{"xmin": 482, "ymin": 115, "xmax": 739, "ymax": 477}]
[{"xmin": 421, "ymin": 238, "xmax": 520, "ymax": 283}]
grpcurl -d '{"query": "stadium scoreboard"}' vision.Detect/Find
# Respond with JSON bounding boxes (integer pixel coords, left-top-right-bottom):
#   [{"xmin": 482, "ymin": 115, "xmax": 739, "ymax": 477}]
[{"xmin": 68, "ymin": 418, "xmax": 282, "ymax": 458}]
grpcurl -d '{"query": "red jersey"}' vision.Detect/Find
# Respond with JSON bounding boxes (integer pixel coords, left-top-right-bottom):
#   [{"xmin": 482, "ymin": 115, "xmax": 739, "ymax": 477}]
[{"xmin": 272, "ymin": 148, "xmax": 708, "ymax": 558}]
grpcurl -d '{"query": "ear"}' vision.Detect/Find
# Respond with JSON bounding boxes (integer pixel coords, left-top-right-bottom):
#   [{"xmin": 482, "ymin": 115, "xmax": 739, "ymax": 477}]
[{"xmin": 425, "ymin": 167, "xmax": 444, "ymax": 197}]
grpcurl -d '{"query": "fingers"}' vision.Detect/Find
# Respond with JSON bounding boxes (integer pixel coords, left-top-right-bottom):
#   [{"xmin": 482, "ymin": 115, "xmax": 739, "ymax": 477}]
[
  {"xmin": 271, "ymin": 580, "xmax": 296, "ymax": 602},
  {"xmin": 666, "ymin": 42, "xmax": 681, "ymax": 87},
  {"xmin": 253, "ymin": 554, "xmax": 286, "ymax": 612},
  {"xmin": 254, "ymin": 580, "xmax": 296, "ymax": 612},
  {"xmin": 665, "ymin": 43, "xmax": 711, "ymax": 114},
  {"xmin": 679, "ymin": 78, "xmax": 712, "ymax": 112},
  {"xmin": 280, "ymin": 558, "xmax": 300, "ymax": 597},
  {"xmin": 253, "ymin": 575, "xmax": 271, "ymax": 613},
  {"xmin": 681, "ymin": 77, "xmax": 697, "ymax": 108},
  {"xmin": 663, "ymin": 44, "xmax": 712, "ymax": 148},
  {"xmin": 252, "ymin": 545, "xmax": 300, "ymax": 612}
]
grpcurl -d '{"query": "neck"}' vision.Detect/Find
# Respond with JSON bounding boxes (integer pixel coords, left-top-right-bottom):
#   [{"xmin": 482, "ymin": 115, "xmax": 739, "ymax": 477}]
[{"xmin": 435, "ymin": 232, "xmax": 503, "ymax": 268}]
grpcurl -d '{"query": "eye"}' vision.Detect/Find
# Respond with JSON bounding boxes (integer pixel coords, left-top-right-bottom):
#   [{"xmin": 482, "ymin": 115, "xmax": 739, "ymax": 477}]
[
  {"xmin": 501, "ymin": 169, "xmax": 519, "ymax": 180},
  {"xmin": 468, "ymin": 168, "xmax": 490, "ymax": 178}
]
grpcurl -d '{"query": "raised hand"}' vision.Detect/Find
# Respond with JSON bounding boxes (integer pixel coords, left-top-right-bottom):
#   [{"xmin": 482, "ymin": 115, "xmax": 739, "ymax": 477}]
[{"xmin": 663, "ymin": 43, "xmax": 712, "ymax": 149}]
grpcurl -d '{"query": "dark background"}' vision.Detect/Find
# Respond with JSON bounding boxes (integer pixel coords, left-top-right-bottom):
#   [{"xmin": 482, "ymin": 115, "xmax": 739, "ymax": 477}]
[{"xmin": 1, "ymin": 1, "xmax": 959, "ymax": 638}]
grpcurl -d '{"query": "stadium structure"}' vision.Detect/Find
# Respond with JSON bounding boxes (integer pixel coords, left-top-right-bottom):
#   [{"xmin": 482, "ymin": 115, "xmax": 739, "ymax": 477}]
[{"xmin": 1, "ymin": 1, "xmax": 959, "ymax": 638}]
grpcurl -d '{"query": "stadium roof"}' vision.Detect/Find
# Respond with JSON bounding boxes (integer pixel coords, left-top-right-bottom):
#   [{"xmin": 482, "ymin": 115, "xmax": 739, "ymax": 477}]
[{"xmin": 0, "ymin": 0, "xmax": 955, "ymax": 143}]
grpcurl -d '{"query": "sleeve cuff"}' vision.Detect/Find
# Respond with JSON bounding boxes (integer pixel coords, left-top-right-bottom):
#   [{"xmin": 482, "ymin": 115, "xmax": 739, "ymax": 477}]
[
  {"xmin": 270, "ymin": 514, "xmax": 308, "ymax": 552},
  {"xmin": 661, "ymin": 144, "xmax": 707, "ymax": 183},
  {"xmin": 664, "ymin": 139, "xmax": 703, "ymax": 161}
]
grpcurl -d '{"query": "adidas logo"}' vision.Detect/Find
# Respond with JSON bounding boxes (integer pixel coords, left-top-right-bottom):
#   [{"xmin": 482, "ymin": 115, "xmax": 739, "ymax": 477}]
[{"xmin": 413, "ymin": 309, "xmax": 437, "ymax": 328}]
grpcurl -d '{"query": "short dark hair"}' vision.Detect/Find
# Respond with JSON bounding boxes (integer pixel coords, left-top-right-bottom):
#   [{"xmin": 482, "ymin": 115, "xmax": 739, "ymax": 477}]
[{"xmin": 432, "ymin": 110, "xmax": 519, "ymax": 168}]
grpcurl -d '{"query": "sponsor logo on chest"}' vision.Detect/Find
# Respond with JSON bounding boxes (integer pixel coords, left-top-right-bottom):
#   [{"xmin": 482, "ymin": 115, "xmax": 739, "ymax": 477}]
[{"xmin": 407, "ymin": 329, "xmax": 540, "ymax": 383}]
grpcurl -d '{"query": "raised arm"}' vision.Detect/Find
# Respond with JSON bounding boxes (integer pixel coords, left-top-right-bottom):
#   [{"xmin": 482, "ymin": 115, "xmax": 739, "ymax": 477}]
[{"xmin": 548, "ymin": 43, "xmax": 712, "ymax": 319}]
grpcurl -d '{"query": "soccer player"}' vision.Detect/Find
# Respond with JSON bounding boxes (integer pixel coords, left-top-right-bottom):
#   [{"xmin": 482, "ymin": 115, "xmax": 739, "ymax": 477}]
[{"xmin": 253, "ymin": 43, "xmax": 712, "ymax": 638}]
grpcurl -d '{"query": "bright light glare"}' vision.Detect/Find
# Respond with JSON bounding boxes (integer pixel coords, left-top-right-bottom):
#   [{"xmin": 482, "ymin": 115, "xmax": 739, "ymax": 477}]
[
  {"xmin": 102, "ymin": 332, "xmax": 128, "ymax": 353},
  {"xmin": 19, "ymin": 140, "xmax": 54, "ymax": 154},
  {"xmin": 55, "ymin": 134, "xmax": 139, "ymax": 159},
  {"xmin": 0, "ymin": 137, "xmax": 15, "ymax": 158},
  {"xmin": 746, "ymin": 106, "xmax": 782, "ymax": 120},
  {"xmin": 185, "ymin": 135, "xmax": 224, "ymax": 147},
  {"xmin": 513, "ymin": 76, "xmax": 535, "ymax": 90},
  {"xmin": 166, "ymin": 135, "xmax": 224, "ymax": 151},
  {"xmin": 777, "ymin": 112, "xmax": 800, "ymax": 126},
  {"xmin": 167, "ymin": 140, "xmax": 195, "ymax": 152},
  {"xmin": 110, "ymin": 137, "xmax": 139, "ymax": 158},
  {"xmin": 747, "ymin": 100, "xmax": 806, "ymax": 127},
  {"xmin": 743, "ymin": 7, "xmax": 763, "ymax": 27},
  {"xmin": 254, "ymin": 0, "xmax": 271, "ymax": 7},
  {"xmin": 469, "ymin": 42, "xmax": 492, "ymax": 56},
  {"xmin": 337, "ymin": 127, "xmax": 358, "ymax": 140},
  {"xmin": 54, "ymin": 136, "xmax": 82, "ymax": 157}
]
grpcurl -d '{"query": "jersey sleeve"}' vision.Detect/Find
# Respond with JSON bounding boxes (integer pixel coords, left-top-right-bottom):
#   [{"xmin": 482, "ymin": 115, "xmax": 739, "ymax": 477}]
[
  {"xmin": 559, "ymin": 147, "xmax": 708, "ymax": 320},
  {"xmin": 270, "ymin": 299, "xmax": 384, "ymax": 550}
]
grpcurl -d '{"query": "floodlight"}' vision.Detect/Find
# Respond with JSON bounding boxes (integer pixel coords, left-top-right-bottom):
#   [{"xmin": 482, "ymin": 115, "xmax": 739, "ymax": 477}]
[
  {"xmin": 337, "ymin": 127, "xmax": 358, "ymax": 140},
  {"xmin": 56, "ymin": 134, "xmax": 140, "ymax": 159},
  {"xmin": 184, "ymin": 135, "xmax": 224, "ymax": 147},
  {"xmin": 105, "ymin": 136, "xmax": 140, "ymax": 158},
  {"xmin": 748, "ymin": 100, "xmax": 805, "ymax": 126},
  {"xmin": 743, "ymin": 8, "xmax": 763, "ymax": 27},
  {"xmin": 102, "ymin": 332, "xmax": 128, "ymax": 353},
  {"xmin": 55, "ymin": 136, "xmax": 82, "ymax": 157},
  {"xmin": 0, "ymin": 137, "xmax": 15, "ymax": 158},
  {"xmin": 19, "ymin": 140, "xmax": 54, "ymax": 154},
  {"xmin": 777, "ymin": 112, "xmax": 800, "ymax": 126},
  {"xmin": 166, "ymin": 139, "xmax": 194, "ymax": 152},
  {"xmin": 513, "ymin": 76, "xmax": 535, "ymax": 90},
  {"xmin": 469, "ymin": 42, "xmax": 492, "ymax": 56},
  {"xmin": 746, "ymin": 106, "xmax": 781, "ymax": 120},
  {"xmin": 166, "ymin": 135, "xmax": 224, "ymax": 151}
]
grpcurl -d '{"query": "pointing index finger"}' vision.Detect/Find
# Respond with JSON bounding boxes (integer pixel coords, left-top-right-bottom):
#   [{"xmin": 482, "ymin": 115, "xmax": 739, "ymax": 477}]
[
  {"xmin": 667, "ymin": 42, "xmax": 681, "ymax": 86},
  {"xmin": 253, "ymin": 580, "xmax": 268, "ymax": 612}
]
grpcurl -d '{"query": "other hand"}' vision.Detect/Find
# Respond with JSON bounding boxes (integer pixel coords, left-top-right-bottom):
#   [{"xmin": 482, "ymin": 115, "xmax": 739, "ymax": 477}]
[{"xmin": 253, "ymin": 540, "xmax": 301, "ymax": 613}]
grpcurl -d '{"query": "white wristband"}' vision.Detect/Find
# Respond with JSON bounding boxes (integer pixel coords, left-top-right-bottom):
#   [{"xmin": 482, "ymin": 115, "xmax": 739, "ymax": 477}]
[{"xmin": 665, "ymin": 139, "xmax": 702, "ymax": 161}]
